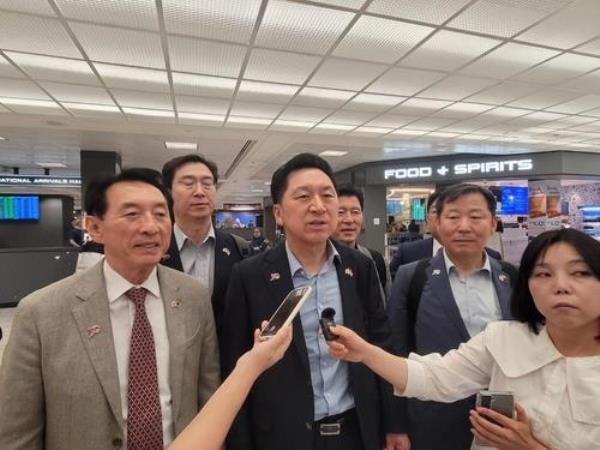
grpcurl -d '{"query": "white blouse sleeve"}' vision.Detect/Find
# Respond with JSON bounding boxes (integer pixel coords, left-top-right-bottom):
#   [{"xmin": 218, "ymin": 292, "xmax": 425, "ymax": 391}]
[{"xmin": 399, "ymin": 328, "xmax": 495, "ymax": 403}]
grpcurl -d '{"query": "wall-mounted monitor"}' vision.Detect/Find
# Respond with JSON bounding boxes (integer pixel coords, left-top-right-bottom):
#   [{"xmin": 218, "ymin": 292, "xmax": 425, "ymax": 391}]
[
  {"xmin": 0, "ymin": 195, "xmax": 40, "ymax": 221},
  {"xmin": 411, "ymin": 198, "xmax": 426, "ymax": 221},
  {"xmin": 215, "ymin": 211, "xmax": 259, "ymax": 229},
  {"xmin": 498, "ymin": 186, "xmax": 528, "ymax": 215}
]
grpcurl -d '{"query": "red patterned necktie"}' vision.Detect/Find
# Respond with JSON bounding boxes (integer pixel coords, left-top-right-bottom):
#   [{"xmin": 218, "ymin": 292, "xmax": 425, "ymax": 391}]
[{"xmin": 126, "ymin": 287, "xmax": 163, "ymax": 450}]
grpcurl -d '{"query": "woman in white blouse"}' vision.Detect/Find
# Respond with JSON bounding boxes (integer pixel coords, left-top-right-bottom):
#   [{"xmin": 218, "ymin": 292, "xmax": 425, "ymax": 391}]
[{"xmin": 328, "ymin": 228, "xmax": 600, "ymax": 450}]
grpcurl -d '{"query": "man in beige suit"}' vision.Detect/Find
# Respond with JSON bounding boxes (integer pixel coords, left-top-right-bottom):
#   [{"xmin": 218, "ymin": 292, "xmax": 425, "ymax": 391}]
[{"xmin": 0, "ymin": 168, "xmax": 220, "ymax": 450}]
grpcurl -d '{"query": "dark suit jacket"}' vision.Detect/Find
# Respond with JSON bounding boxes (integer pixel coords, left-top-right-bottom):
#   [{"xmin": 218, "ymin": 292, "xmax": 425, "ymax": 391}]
[
  {"xmin": 387, "ymin": 252, "xmax": 515, "ymax": 450},
  {"xmin": 222, "ymin": 242, "xmax": 399, "ymax": 450},
  {"xmin": 390, "ymin": 238, "xmax": 502, "ymax": 279},
  {"xmin": 161, "ymin": 229, "xmax": 245, "ymax": 351}
]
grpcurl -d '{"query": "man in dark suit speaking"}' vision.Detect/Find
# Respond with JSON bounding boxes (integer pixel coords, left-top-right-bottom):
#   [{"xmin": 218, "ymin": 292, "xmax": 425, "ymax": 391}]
[{"xmin": 222, "ymin": 153, "xmax": 403, "ymax": 450}]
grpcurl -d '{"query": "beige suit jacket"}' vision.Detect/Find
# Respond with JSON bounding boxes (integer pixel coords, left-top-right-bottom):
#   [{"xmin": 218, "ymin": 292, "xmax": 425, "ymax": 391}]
[{"xmin": 0, "ymin": 262, "xmax": 220, "ymax": 450}]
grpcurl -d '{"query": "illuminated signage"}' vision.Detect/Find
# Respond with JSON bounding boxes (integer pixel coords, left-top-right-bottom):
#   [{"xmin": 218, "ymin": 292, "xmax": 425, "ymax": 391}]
[
  {"xmin": 0, "ymin": 175, "xmax": 81, "ymax": 187},
  {"xmin": 383, "ymin": 158, "xmax": 533, "ymax": 180}
]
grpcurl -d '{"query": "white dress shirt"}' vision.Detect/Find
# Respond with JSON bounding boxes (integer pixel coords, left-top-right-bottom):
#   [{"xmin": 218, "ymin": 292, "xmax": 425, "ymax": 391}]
[
  {"xmin": 174, "ymin": 223, "xmax": 215, "ymax": 295},
  {"xmin": 432, "ymin": 238, "xmax": 442, "ymax": 256},
  {"xmin": 400, "ymin": 321, "xmax": 600, "ymax": 450},
  {"xmin": 104, "ymin": 261, "xmax": 174, "ymax": 448}
]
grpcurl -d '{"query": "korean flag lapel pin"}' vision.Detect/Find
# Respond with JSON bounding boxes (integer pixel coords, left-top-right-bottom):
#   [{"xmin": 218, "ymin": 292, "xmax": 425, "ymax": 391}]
[
  {"xmin": 270, "ymin": 272, "xmax": 281, "ymax": 282},
  {"xmin": 498, "ymin": 273, "xmax": 508, "ymax": 283},
  {"xmin": 432, "ymin": 269, "xmax": 441, "ymax": 276},
  {"xmin": 86, "ymin": 324, "xmax": 102, "ymax": 339},
  {"xmin": 170, "ymin": 299, "xmax": 182, "ymax": 309},
  {"xmin": 222, "ymin": 247, "xmax": 231, "ymax": 256},
  {"xmin": 344, "ymin": 267, "xmax": 354, "ymax": 278}
]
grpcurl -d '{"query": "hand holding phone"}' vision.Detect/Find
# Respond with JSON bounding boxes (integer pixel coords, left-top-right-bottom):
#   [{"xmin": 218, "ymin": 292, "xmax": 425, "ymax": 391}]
[{"xmin": 259, "ymin": 286, "xmax": 313, "ymax": 340}]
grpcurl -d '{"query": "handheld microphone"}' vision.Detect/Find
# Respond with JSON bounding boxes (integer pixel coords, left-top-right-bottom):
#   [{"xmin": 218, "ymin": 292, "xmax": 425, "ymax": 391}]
[{"xmin": 319, "ymin": 307, "xmax": 338, "ymax": 341}]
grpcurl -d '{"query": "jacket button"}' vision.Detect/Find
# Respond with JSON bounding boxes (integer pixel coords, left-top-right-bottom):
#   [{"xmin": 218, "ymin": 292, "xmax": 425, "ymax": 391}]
[{"xmin": 112, "ymin": 438, "xmax": 123, "ymax": 447}]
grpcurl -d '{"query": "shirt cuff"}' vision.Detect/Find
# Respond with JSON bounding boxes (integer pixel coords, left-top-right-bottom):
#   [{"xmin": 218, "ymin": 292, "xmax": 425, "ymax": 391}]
[{"xmin": 394, "ymin": 354, "xmax": 427, "ymax": 398}]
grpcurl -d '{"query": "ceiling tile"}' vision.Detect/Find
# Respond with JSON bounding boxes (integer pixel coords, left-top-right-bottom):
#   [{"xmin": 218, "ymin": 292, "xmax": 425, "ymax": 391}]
[
  {"xmin": 71, "ymin": 23, "xmax": 164, "ymax": 68},
  {"xmin": 547, "ymin": 94, "xmax": 600, "ymax": 114},
  {"xmin": 244, "ymin": 48, "xmax": 321, "ymax": 84},
  {"xmin": 333, "ymin": 15, "xmax": 434, "ymax": 64},
  {"xmin": 0, "ymin": 78, "xmax": 50, "ymax": 100},
  {"xmin": 519, "ymin": 0, "xmax": 600, "ymax": 49},
  {"xmin": 270, "ymin": 120, "xmax": 316, "ymax": 131},
  {"xmin": 0, "ymin": 12, "xmax": 81, "ymax": 58},
  {"xmin": 40, "ymin": 82, "xmax": 114, "ymax": 104},
  {"xmin": 0, "ymin": 0, "xmax": 56, "ymax": 15},
  {"xmin": 0, "ymin": 98, "xmax": 65, "ymax": 115},
  {"xmin": 400, "ymin": 30, "xmax": 501, "ymax": 71},
  {"xmin": 230, "ymin": 101, "xmax": 284, "ymax": 119},
  {"xmin": 310, "ymin": 58, "xmax": 387, "ymax": 90},
  {"xmin": 576, "ymin": 37, "xmax": 600, "ymax": 56},
  {"xmin": 310, "ymin": 0, "xmax": 366, "ymax": 8},
  {"xmin": 123, "ymin": 107, "xmax": 175, "ymax": 122},
  {"xmin": 520, "ymin": 111, "xmax": 567, "ymax": 123},
  {"xmin": 406, "ymin": 117, "xmax": 455, "ymax": 131},
  {"xmin": 56, "ymin": 0, "xmax": 158, "ymax": 30},
  {"xmin": 352, "ymin": 126, "xmax": 393, "ymax": 135},
  {"xmin": 507, "ymin": 88, "xmax": 581, "ymax": 109},
  {"xmin": 420, "ymin": 75, "xmax": 497, "ymax": 101},
  {"xmin": 431, "ymin": 102, "xmax": 493, "ymax": 119},
  {"xmin": 173, "ymin": 73, "xmax": 236, "ymax": 98},
  {"xmin": 7, "ymin": 52, "xmax": 98, "ymax": 85},
  {"xmin": 0, "ymin": 54, "xmax": 24, "ymax": 78},
  {"xmin": 175, "ymin": 96, "xmax": 230, "ymax": 115},
  {"xmin": 466, "ymin": 81, "xmax": 539, "ymax": 104},
  {"xmin": 236, "ymin": 80, "xmax": 299, "ymax": 104},
  {"xmin": 560, "ymin": 69, "xmax": 600, "ymax": 94},
  {"xmin": 95, "ymin": 63, "xmax": 169, "ymax": 92},
  {"xmin": 514, "ymin": 53, "xmax": 600, "ymax": 85},
  {"xmin": 278, "ymin": 106, "xmax": 332, "ymax": 122},
  {"xmin": 309, "ymin": 123, "xmax": 356, "ymax": 135},
  {"xmin": 460, "ymin": 43, "xmax": 559, "ymax": 79},
  {"xmin": 162, "ymin": 0, "xmax": 260, "ymax": 44},
  {"xmin": 366, "ymin": 114, "xmax": 418, "ymax": 128},
  {"xmin": 62, "ymin": 102, "xmax": 123, "ymax": 119},
  {"xmin": 449, "ymin": 0, "xmax": 567, "ymax": 37},
  {"xmin": 169, "ymin": 36, "xmax": 246, "ymax": 77},
  {"xmin": 257, "ymin": 1, "xmax": 353, "ymax": 54},
  {"xmin": 178, "ymin": 112, "xmax": 225, "ymax": 126},
  {"xmin": 483, "ymin": 106, "xmax": 531, "ymax": 118},
  {"xmin": 368, "ymin": 0, "xmax": 471, "ymax": 25},
  {"xmin": 366, "ymin": 68, "xmax": 446, "ymax": 96},
  {"xmin": 343, "ymin": 93, "xmax": 405, "ymax": 112},
  {"xmin": 390, "ymin": 98, "xmax": 451, "ymax": 114},
  {"xmin": 292, "ymin": 87, "xmax": 355, "ymax": 108},
  {"xmin": 112, "ymin": 89, "xmax": 172, "ymax": 109},
  {"xmin": 326, "ymin": 110, "xmax": 377, "ymax": 125},
  {"xmin": 226, "ymin": 116, "xmax": 272, "ymax": 129}
]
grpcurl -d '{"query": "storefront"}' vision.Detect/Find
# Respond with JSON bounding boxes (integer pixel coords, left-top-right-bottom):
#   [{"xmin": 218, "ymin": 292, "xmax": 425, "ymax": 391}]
[{"xmin": 335, "ymin": 150, "xmax": 600, "ymax": 265}]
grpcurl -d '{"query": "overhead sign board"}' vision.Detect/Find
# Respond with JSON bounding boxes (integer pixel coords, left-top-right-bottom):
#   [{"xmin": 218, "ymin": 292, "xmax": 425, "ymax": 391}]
[{"xmin": 0, "ymin": 175, "xmax": 82, "ymax": 187}]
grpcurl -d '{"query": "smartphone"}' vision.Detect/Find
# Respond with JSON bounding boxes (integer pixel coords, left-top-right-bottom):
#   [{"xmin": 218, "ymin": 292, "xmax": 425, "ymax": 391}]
[
  {"xmin": 475, "ymin": 390, "xmax": 514, "ymax": 445},
  {"xmin": 259, "ymin": 285, "xmax": 313, "ymax": 340}
]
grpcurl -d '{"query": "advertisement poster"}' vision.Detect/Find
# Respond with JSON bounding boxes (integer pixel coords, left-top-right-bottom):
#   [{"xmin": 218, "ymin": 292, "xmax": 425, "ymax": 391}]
[{"xmin": 528, "ymin": 180, "xmax": 562, "ymax": 237}]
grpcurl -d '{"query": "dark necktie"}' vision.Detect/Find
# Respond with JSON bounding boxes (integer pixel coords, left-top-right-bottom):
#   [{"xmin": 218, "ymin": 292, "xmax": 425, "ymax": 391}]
[{"xmin": 126, "ymin": 287, "xmax": 163, "ymax": 450}]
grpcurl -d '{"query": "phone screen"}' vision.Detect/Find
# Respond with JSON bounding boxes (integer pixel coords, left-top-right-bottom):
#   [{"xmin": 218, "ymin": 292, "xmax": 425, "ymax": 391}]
[{"xmin": 259, "ymin": 285, "xmax": 312, "ymax": 339}]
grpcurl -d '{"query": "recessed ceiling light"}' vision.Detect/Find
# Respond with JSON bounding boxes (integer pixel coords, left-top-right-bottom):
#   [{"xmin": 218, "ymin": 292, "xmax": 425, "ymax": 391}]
[
  {"xmin": 35, "ymin": 162, "xmax": 67, "ymax": 168},
  {"xmin": 319, "ymin": 150, "xmax": 348, "ymax": 157},
  {"xmin": 0, "ymin": 136, "xmax": 6, "ymax": 141},
  {"xmin": 164, "ymin": 141, "xmax": 198, "ymax": 151}
]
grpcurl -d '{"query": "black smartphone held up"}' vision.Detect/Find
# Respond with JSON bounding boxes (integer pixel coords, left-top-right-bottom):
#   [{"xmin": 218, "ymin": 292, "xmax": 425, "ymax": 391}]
[
  {"xmin": 259, "ymin": 285, "xmax": 313, "ymax": 340},
  {"xmin": 475, "ymin": 390, "xmax": 514, "ymax": 443}
]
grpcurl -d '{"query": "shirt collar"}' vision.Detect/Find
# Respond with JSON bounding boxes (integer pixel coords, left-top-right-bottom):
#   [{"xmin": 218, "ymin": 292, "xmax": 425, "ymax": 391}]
[
  {"xmin": 174, "ymin": 222, "xmax": 215, "ymax": 251},
  {"xmin": 443, "ymin": 248, "xmax": 491, "ymax": 276},
  {"xmin": 103, "ymin": 260, "xmax": 161, "ymax": 303},
  {"xmin": 285, "ymin": 240, "xmax": 340, "ymax": 277}
]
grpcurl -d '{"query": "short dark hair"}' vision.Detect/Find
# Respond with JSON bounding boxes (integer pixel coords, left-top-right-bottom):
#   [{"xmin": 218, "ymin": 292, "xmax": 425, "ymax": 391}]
[
  {"xmin": 270, "ymin": 153, "xmax": 337, "ymax": 204},
  {"xmin": 85, "ymin": 168, "xmax": 171, "ymax": 218},
  {"xmin": 512, "ymin": 228, "xmax": 600, "ymax": 340},
  {"xmin": 427, "ymin": 189, "xmax": 443, "ymax": 211},
  {"xmin": 337, "ymin": 187, "xmax": 364, "ymax": 210},
  {"xmin": 161, "ymin": 154, "xmax": 219, "ymax": 190},
  {"xmin": 435, "ymin": 183, "xmax": 496, "ymax": 216}
]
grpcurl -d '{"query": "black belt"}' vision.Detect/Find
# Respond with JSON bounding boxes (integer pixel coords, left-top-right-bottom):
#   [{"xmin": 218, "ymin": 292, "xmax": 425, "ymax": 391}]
[{"xmin": 315, "ymin": 408, "xmax": 356, "ymax": 436}]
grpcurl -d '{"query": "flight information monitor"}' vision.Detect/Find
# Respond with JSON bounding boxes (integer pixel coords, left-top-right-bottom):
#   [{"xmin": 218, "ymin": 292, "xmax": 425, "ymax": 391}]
[{"xmin": 0, "ymin": 196, "xmax": 41, "ymax": 220}]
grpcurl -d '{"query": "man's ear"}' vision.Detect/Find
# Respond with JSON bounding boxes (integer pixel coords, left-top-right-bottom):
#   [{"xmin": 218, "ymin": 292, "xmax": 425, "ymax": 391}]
[
  {"xmin": 273, "ymin": 204, "xmax": 284, "ymax": 227},
  {"xmin": 85, "ymin": 215, "xmax": 105, "ymax": 244}
]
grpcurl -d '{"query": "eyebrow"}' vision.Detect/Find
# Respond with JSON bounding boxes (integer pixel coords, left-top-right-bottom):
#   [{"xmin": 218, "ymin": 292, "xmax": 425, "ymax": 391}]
[{"xmin": 534, "ymin": 258, "xmax": 587, "ymax": 267}]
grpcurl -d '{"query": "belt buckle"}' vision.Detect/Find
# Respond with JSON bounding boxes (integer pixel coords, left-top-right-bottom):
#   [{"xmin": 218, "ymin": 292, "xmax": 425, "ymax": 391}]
[{"xmin": 319, "ymin": 423, "xmax": 341, "ymax": 436}]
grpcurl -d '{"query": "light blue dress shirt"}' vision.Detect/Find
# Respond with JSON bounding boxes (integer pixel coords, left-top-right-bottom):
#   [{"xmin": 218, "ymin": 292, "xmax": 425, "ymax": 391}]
[
  {"xmin": 443, "ymin": 249, "xmax": 501, "ymax": 337},
  {"xmin": 174, "ymin": 223, "xmax": 215, "ymax": 295},
  {"xmin": 286, "ymin": 241, "xmax": 355, "ymax": 421}
]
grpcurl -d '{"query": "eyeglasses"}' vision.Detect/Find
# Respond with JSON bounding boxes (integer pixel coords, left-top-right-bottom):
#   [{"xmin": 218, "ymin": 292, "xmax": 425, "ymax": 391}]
[
  {"xmin": 338, "ymin": 208, "xmax": 362, "ymax": 218},
  {"xmin": 177, "ymin": 177, "xmax": 215, "ymax": 190}
]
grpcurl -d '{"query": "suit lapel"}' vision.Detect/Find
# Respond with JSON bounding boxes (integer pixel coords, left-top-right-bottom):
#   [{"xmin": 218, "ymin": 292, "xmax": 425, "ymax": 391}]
[
  {"xmin": 70, "ymin": 263, "xmax": 122, "ymax": 426},
  {"xmin": 427, "ymin": 254, "xmax": 470, "ymax": 341},
  {"xmin": 263, "ymin": 245, "xmax": 311, "ymax": 376},
  {"xmin": 213, "ymin": 231, "xmax": 233, "ymax": 295},
  {"xmin": 334, "ymin": 247, "xmax": 362, "ymax": 334},
  {"xmin": 163, "ymin": 232, "xmax": 183, "ymax": 271},
  {"xmin": 490, "ymin": 259, "xmax": 513, "ymax": 319},
  {"xmin": 157, "ymin": 266, "xmax": 186, "ymax": 422}
]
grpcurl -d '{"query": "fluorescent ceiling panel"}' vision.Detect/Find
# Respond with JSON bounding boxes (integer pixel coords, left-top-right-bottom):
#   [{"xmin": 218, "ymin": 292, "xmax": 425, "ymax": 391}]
[
  {"xmin": 343, "ymin": 93, "xmax": 405, "ymax": 112},
  {"xmin": 256, "ymin": 1, "xmax": 353, "ymax": 54},
  {"xmin": 483, "ymin": 107, "xmax": 531, "ymax": 118},
  {"xmin": 95, "ymin": 63, "xmax": 169, "ymax": 92},
  {"xmin": 0, "ymin": 0, "xmax": 56, "ymax": 15},
  {"xmin": 169, "ymin": 36, "xmax": 247, "ymax": 77},
  {"xmin": 391, "ymin": 129, "xmax": 427, "ymax": 136},
  {"xmin": 236, "ymin": 80, "xmax": 299, "ymax": 104},
  {"xmin": 431, "ymin": 102, "xmax": 493, "ymax": 119},
  {"xmin": 244, "ymin": 49, "xmax": 321, "ymax": 84},
  {"xmin": 293, "ymin": 87, "xmax": 356, "ymax": 108},
  {"xmin": 162, "ymin": 0, "xmax": 260, "ymax": 44},
  {"xmin": 368, "ymin": 0, "xmax": 471, "ymax": 25},
  {"xmin": 400, "ymin": 30, "xmax": 501, "ymax": 72},
  {"xmin": 407, "ymin": 117, "xmax": 456, "ymax": 131},
  {"xmin": 420, "ymin": 75, "xmax": 497, "ymax": 101},
  {"xmin": 62, "ymin": 102, "xmax": 123, "ymax": 118},
  {"xmin": 226, "ymin": 116, "xmax": 272, "ymax": 129},
  {"xmin": 176, "ymin": 96, "xmax": 230, "ymax": 115},
  {"xmin": 466, "ymin": 81, "xmax": 539, "ymax": 105},
  {"xmin": 515, "ymin": 53, "xmax": 600, "ymax": 85},
  {"xmin": 40, "ymin": 82, "xmax": 114, "ymax": 104},
  {"xmin": 112, "ymin": 89, "xmax": 172, "ymax": 109},
  {"xmin": 326, "ymin": 110, "xmax": 377, "ymax": 125},
  {"xmin": 56, "ymin": 0, "xmax": 159, "ymax": 30},
  {"xmin": 0, "ymin": 79, "xmax": 50, "ymax": 100},
  {"xmin": 352, "ymin": 127, "xmax": 393, "ymax": 135},
  {"xmin": 366, "ymin": 68, "xmax": 446, "ymax": 96},
  {"xmin": 271, "ymin": 120, "xmax": 316, "ymax": 131},
  {"xmin": 0, "ymin": 97, "xmax": 65, "ymax": 115},
  {"xmin": 311, "ymin": 123, "xmax": 356, "ymax": 134},
  {"xmin": 71, "ymin": 23, "xmax": 164, "ymax": 69},
  {"xmin": 165, "ymin": 141, "xmax": 198, "ymax": 151},
  {"xmin": 123, "ymin": 107, "xmax": 174, "ymax": 118},
  {"xmin": 178, "ymin": 112, "xmax": 225, "ymax": 125},
  {"xmin": 460, "ymin": 43, "xmax": 559, "ymax": 79},
  {"xmin": 366, "ymin": 114, "xmax": 418, "ymax": 128},
  {"xmin": 230, "ymin": 101, "xmax": 284, "ymax": 119},
  {"xmin": 172, "ymin": 73, "xmax": 236, "ymax": 98},
  {"xmin": 390, "ymin": 98, "xmax": 451, "ymax": 114},
  {"xmin": 310, "ymin": 58, "xmax": 387, "ymax": 90},
  {"xmin": 333, "ymin": 15, "xmax": 434, "ymax": 64},
  {"xmin": 278, "ymin": 106, "xmax": 332, "ymax": 122},
  {"xmin": 6, "ymin": 52, "xmax": 98, "ymax": 85}
]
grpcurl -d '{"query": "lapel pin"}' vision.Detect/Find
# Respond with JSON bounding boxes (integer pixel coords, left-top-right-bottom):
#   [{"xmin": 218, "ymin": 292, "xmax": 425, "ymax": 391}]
[
  {"xmin": 222, "ymin": 247, "xmax": 231, "ymax": 256},
  {"xmin": 170, "ymin": 299, "xmax": 182, "ymax": 308},
  {"xmin": 499, "ymin": 274, "xmax": 508, "ymax": 283},
  {"xmin": 432, "ymin": 269, "xmax": 441, "ymax": 276},
  {"xmin": 86, "ymin": 324, "xmax": 102, "ymax": 338},
  {"xmin": 270, "ymin": 272, "xmax": 280, "ymax": 282},
  {"xmin": 344, "ymin": 268, "xmax": 354, "ymax": 277}
]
